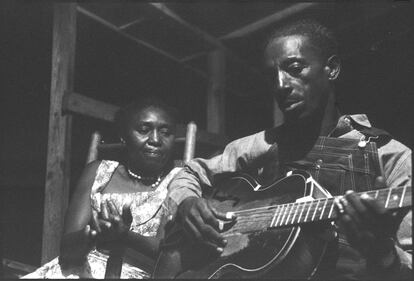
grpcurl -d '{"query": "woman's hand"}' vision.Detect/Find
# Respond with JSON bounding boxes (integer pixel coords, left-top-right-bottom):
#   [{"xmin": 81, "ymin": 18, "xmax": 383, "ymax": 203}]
[
  {"xmin": 335, "ymin": 177, "xmax": 406, "ymax": 268},
  {"xmin": 91, "ymin": 199, "xmax": 132, "ymax": 246},
  {"xmin": 59, "ymin": 225, "xmax": 97, "ymax": 266}
]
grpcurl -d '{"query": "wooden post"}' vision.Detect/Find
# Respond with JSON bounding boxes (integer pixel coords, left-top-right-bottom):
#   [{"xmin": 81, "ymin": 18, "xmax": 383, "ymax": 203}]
[
  {"xmin": 207, "ymin": 49, "xmax": 226, "ymax": 135},
  {"xmin": 42, "ymin": 3, "xmax": 77, "ymax": 264},
  {"xmin": 183, "ymin": 122, "xmax": 197, "ymax": 162}
]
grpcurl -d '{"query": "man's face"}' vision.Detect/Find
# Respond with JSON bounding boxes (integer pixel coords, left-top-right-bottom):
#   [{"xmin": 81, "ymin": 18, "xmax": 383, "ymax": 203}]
[{"xmin": 265, "ymin": 35, "xmax": 331, "ymax": 122}]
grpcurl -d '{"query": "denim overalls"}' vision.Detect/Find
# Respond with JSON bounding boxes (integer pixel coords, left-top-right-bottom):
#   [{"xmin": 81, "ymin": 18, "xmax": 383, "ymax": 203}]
[{"xmin": 284, "ymin": 118, "xmax": 391, "ymax": 279}]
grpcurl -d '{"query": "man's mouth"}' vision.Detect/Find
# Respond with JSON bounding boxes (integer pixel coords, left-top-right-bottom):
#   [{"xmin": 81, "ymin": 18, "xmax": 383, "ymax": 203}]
[{"xmin": 284, "ymin": 100, "xmax": 305, "ymax": 112}]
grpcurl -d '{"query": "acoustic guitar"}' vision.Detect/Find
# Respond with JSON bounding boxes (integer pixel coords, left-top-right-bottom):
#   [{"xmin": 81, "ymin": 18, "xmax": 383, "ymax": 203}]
[{"xmin": 153, "ymin": 170, "xmax": 411, "ymax": 279}]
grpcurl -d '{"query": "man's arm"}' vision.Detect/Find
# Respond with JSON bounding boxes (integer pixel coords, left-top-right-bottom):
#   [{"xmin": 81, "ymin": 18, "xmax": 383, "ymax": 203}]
[
  {"xmin": 167, "ymin": 130, "xmax": 274, "ymax": 208},
  {"xmin": 338, "ymin": 139, "xmax": 412, "ymax": 279},
  {"xmin": 165, "ymin": 130, "xmax": 275, "ymax": 250}
]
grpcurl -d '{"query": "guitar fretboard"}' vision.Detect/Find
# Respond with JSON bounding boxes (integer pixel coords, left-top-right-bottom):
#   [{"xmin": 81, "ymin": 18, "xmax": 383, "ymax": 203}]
[{"xmin": 265, "ymin": 186, "xmax": 411, "ymax": 229}]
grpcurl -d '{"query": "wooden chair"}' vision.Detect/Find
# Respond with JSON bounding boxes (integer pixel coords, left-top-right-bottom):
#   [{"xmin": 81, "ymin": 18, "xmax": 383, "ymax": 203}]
[
  {"xmin": 86, "ymin": 122, "xmax": 198, "ymax": 278},
  {"xmin": 86, "ymin": 121, "xmax": 198, "ymax": 166}
]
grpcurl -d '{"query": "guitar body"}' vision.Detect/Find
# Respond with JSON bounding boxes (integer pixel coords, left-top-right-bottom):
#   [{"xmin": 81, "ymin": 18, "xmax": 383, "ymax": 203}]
[{"xmin": 154, "ymin": 171, "xmax": 334, "ymax": 279}]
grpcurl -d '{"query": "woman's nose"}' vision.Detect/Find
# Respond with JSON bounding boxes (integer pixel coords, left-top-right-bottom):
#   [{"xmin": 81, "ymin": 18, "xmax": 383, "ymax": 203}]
[{"xmin": 148, "ymin": 130, "xmax": 161, "ymax": 145}]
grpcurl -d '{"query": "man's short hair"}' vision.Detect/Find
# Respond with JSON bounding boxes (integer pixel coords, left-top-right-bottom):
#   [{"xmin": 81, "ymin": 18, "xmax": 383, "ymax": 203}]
[{"xmin": 266, "ymin": 19, "xmax": 338, "ymax": 59}]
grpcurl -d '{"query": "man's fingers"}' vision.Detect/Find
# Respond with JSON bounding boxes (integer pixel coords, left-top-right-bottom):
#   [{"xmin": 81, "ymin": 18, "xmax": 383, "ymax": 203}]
[
  {"xmin": 345, "ymin": 190, "xmax": 371, "ymax": 223},
  {"xmin": 374, "ymin": 176, "xmax": 387, "ymax": 189},
  {"xmin": 211, "ymin": 207, "xmax": 236, "ymax": 222},
  {"xmin": 184, "ymin": 218, "xmax": 225, "ymax": 252},
  {"xmin": 360, "ymin": 194, "xmax": 386, "ymax": 215},
  {"xmin": 190, "ymin": 212, "xmax": 226, "ymax": 247},
  {"xmin": 340, "ymin": 193, "xmax": 363, "ymax": 229},
  {"xmin": 183, "ymin": 217, "xmax": 202, "ymax": 242}
]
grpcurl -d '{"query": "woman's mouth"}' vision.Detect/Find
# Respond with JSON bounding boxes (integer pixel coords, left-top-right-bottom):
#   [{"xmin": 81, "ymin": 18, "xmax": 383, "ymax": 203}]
[{"xmin": 143, "ymin": 150, "xmax": 162, "ymax": 157}]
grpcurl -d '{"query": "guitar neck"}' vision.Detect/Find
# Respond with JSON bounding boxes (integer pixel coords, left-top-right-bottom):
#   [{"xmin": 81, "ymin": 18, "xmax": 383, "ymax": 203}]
[{"xmin": 267, "ymin": 186, "xmax": 411, "ymax": 229}]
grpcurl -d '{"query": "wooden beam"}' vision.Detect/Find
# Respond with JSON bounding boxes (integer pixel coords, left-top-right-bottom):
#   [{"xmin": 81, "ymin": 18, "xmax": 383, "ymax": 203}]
[
  {"xmin": 149, "ymin": 3, "xmax": 263, "ymax": 80},
  {"xmin": 63, "ymin": 91, "xmax": 119, "ymax": 122},
  {"xmin": 207, "ymin": 50, "xmax": 226, "ymax": 135},
  {"xmin": 76, "ymin": 6, "xmax": 207, "ymax": 79},
  {"xmin": 118, "ymin": 17, "xmax": 146, "ymax": 30},
  {"xmin": 220, "ymin": 3, "xmax": 319, "ymax": 40},
  {"xmin": 63, "ymin": 91, "xmax": 228, "ymax": 148},
  {"xmin": 42, "ymin": 3, "xmax": 77, "ymax": 264}
]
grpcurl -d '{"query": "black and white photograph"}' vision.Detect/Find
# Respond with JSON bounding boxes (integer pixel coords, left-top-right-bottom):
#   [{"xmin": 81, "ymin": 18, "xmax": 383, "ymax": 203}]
[{"xmin": 2, "ymin": 0, "xmax": 412, "ymax": 279}]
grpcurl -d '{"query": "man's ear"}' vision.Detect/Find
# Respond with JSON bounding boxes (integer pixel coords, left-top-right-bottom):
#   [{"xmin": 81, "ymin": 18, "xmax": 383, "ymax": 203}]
[{"xmin": 325, "ymin": 55, "xmax": 341, "ymax": 80}]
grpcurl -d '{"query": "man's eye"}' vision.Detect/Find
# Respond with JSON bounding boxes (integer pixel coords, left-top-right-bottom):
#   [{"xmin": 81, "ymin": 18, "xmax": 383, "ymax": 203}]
[{"xmin": 287, "ymin": 64, "xmax": 304, "ymax": 76}]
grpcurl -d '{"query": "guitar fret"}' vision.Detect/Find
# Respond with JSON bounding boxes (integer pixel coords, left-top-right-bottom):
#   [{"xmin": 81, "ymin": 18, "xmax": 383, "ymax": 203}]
[
  {"xmin": 275, "ymin": 204, "xmax": 285, "ymax": 226},
  {"xmin": 328, "ymin": 199, "xmax": 335, "ymax": 218},
  {"xmin": 298, "ymin": 202, "xmax": 305, "ymax": 223},
  {"xmin": 399, "ymin": 186, "xmax": 407, "ymax": 208},
  {"xmin": 304, "ymin": 202, "xmax": 311, "ymax": 222},
  {"xmin": 270, "ymin": 205, "xmax": 279, "ymax": 228},
  {"xmin": 311, "ymin": 200, "xmax": 320, "ymax": 221},
  {"xmin": 319, "ymin": 199, "xmax": 328, "ymax": 220},
  {"xmin": 291, "ymin": 202, "xmax": 300, "ymax": 224},
  {"xmin": 385, "ymin": 188, "xmax": 392, "ymax": 208},
  {"xmin": 285, "ymin": 204, "xmax": 293, "ymax": 225},
  {"xmin": 280, "ymin": 204, "xmax": 289, "ymax": 226}
]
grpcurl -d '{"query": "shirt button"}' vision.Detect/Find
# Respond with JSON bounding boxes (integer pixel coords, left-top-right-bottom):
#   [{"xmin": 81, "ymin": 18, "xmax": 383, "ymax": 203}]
[{"xmin": 315, "ymin": 159, "xmax": 323, "ymax": 169}]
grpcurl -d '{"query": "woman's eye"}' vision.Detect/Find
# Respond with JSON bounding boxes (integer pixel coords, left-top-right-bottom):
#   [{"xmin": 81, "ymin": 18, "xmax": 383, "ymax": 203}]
[
  {"xmin": 160, "ymin": 129, "xmax": 171, "ymax": 136},
  {"xmin": 137, "ymin": 126, "xmax": 150, "ymax": 134}
]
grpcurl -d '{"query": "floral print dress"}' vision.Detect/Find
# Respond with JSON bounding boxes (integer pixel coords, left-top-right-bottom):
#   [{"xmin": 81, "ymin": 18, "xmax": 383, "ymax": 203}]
[{"xmin": 23, "ymin": 160, "xmax": 182, "ymax": 279}]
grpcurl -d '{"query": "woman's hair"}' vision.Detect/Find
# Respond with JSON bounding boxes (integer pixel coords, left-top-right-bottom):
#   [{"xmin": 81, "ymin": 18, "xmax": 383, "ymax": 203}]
[
  {"xmin": 114, "ymin": 97, "xmax": 179, "ymax": 138},
  {"xmin": 265, "ymin": 18, "xmax": 339, "ymax": 60}
]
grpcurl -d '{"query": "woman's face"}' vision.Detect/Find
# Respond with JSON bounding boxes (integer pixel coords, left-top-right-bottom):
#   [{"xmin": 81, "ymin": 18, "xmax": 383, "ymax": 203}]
[{"xmin": 124, "ymin": 106, "xmax": 176, "ymax": 175}]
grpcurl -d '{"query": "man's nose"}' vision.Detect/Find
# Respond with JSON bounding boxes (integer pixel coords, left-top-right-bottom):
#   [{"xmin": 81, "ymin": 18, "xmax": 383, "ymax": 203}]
[{"xmin": 276, "ymin": 70, "xmax": 289, "ymax": 90}]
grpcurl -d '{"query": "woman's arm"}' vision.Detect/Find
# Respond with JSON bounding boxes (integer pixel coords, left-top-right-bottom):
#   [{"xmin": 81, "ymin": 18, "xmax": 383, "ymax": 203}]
[{"xmin": 59, "ymin": 161, "xmax": 101, "ymax": 266}]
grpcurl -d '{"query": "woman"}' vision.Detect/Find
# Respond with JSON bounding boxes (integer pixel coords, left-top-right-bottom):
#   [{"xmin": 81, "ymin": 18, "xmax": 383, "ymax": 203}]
[{"xmin": 24, "ymin": 98, "xmax": 182, "ymax": 278}]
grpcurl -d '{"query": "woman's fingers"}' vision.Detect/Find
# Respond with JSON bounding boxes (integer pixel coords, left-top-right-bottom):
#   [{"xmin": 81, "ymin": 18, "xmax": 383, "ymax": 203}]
[
  {"xmin": 121, "ymin": 203, "xmax": 133, "ymax": 225},
  {"xmin": 91, "ymin": 209, "xmax": 102, "ymax": 233},
  {"xmin": 100, "ymin": 201, "xmax": 109, "ymax": 220}
]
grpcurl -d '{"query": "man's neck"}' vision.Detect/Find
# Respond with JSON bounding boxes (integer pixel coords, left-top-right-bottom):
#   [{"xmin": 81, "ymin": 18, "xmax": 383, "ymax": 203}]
[{"xmin": 319, "ymin": 93, "xmax": 340, "ymax": 136}]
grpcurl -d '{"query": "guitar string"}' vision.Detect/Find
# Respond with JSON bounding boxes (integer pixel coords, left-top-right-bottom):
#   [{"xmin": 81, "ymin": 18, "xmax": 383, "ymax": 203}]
[
  {"xmin": 226, "ymin": 186, "xmax": 402, "ymax": 217},
  {"xmin": 221, "ymin": 187, "xmax": 408, "ymax": 235}
]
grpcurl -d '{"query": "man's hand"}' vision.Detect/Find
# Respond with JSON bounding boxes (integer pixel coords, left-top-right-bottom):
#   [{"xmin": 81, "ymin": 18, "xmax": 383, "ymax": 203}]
[
  {"xmin": 91, "ymin": 199, "xmax": 132, "ymax": 245},
  {"xmin": 177, "ymin": 197, "xmax": 236, "ymax": 253},
  {"xmin": 335, "ymin": 177, "xmax": 406, "ymax": 268}
]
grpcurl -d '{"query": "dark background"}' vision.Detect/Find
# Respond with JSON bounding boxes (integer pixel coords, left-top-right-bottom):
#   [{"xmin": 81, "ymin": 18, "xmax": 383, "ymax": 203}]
[{"xmin": 1, "ymin": 0, "xmax": 412, "ymax": 271}]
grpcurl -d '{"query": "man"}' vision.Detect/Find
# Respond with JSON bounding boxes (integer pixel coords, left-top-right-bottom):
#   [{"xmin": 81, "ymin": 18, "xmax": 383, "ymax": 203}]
[{"xmin": 161, "ymin": 19, "xmax": 412, "ymax": 279}]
